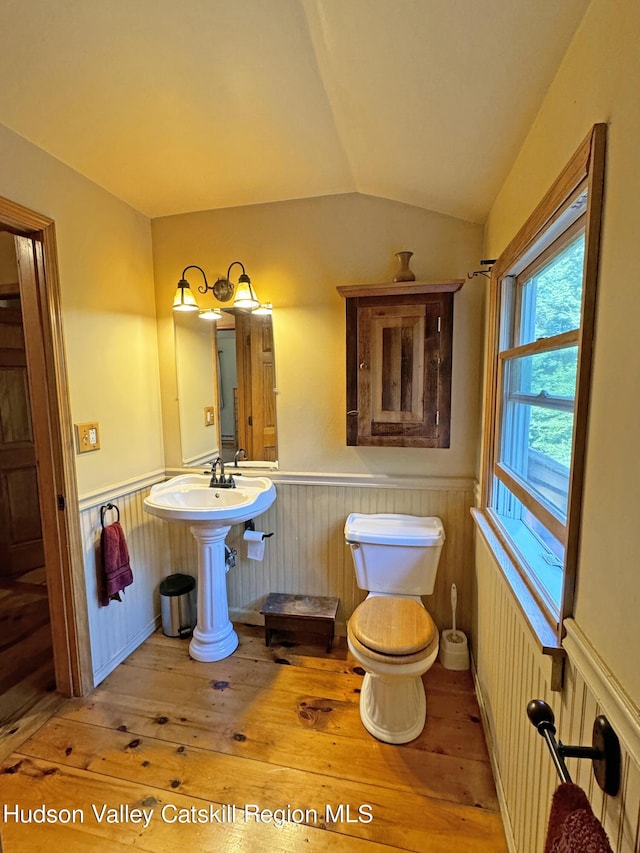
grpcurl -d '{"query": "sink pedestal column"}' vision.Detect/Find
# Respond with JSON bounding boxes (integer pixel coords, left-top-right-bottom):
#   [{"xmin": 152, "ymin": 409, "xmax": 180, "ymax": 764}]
[{"xmin": 188, "ymin": 524, "xmax": 239, "ymax": 662}]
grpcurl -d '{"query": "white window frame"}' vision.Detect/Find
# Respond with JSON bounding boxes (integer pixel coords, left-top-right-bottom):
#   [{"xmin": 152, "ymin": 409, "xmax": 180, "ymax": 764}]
[{"xmin": 479, "ymin": 125, "xmax": 606, "ymax": 646}]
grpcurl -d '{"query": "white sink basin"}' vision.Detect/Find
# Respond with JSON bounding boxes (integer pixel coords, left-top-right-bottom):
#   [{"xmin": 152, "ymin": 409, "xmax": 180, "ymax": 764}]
[
  {"xmin": 144, "ymin": 471, "xmax": 277, "ymax": 663},
  {"xmin": 144, "ymin": 473, "xmax": 276, "ymax": 527}
]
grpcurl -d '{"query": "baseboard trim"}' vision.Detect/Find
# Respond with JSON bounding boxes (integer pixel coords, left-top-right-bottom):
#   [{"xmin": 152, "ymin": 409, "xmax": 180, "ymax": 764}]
[
  {"xmin": 471, "ymin": 658, "xmax": 518, "ymax": 853},
  {"xmin": 92, "ymin": 615, "xmax": 161, "ymax": 687}
]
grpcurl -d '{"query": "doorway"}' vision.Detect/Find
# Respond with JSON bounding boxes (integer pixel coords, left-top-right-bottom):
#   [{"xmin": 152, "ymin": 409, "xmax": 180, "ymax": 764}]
[
  {"xmin": 0, "ymin": 236, "xmax": 45, "ymax": 576},
  {"xmin": 0, "ymin": 195, "xmax": 93, "ymax": 751},
  {"xmin": 0, "ymin": 233, "xmax": 55, "ymax": 731}
]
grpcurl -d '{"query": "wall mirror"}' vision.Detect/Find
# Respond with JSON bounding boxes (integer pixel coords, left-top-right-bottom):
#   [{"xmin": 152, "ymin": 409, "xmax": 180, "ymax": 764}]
[{"xmin": 174, "ymin": 310, "xmax": 278, "ymax": 467}]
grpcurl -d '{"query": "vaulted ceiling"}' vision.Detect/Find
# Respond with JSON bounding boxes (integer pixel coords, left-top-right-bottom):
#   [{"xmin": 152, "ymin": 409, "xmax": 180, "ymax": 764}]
[{"xmin": 0, "ymin": 0, "xmax": 590, "ymax": 222}]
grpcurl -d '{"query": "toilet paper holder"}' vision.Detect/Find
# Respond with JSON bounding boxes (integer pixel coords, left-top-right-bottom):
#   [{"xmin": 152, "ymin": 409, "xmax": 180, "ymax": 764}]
[{"xmin": 245, "ymin": 519, "xmax": 274, "ymax": 540}]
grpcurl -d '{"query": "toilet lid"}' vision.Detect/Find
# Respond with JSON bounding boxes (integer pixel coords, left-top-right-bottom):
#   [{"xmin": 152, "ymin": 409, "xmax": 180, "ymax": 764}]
[{"xmin": 350, "ymin": 597, "xmax": 437, "ymax": 656}]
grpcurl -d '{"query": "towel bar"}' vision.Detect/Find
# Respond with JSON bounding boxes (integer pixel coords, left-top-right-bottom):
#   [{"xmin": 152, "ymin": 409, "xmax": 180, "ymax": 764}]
[
  {"xmin": 527, "ymin": 699, "xmax": 620, "ymax": 796},
  {"xmin": 100, "ymin": 502, "xmax": 120, "ymax": 528}
]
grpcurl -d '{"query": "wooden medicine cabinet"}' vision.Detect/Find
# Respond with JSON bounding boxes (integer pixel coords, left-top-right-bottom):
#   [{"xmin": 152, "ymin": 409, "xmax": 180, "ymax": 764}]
[{"xmin": 337, "ymin": 280, "xmax": 464, "ymax": 448}]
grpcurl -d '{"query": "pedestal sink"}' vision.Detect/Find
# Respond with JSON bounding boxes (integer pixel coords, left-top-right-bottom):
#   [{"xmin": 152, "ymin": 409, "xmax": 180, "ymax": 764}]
[{"xmin": 144, "ymin": 473, "xmax": 276, "ymax": 661}]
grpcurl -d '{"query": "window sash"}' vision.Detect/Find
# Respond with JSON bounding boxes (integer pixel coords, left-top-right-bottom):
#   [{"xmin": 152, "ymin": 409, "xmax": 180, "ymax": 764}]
[
  {"xmin": 494, "ymin": 463, "xmax": 567, "ymax": 545},
  {"xmin": 513, "ymin": 218, "xmax": 586, "ymax": 347},
  {"xmin": 495, "ymin": 332, "xmax": 579, "ymax": 540},
  {"xmin": 499, "ymin": 328, "xmax": 579, "ymax": 362},
  {"xmin": 505, "ymin": 392, "xmax": 574, "ymax": 414}
]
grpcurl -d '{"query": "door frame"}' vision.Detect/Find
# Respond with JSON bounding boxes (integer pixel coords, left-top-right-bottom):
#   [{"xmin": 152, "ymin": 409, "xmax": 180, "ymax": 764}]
[{"xmin": 1, "ymin": 193, "xmax": 93, "ymax": 696}]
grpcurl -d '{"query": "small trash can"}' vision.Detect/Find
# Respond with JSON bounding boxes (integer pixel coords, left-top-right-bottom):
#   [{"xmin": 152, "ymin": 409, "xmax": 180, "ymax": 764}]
[{"xmin": 160, "ymin": 573, "xmax": 197, "ymax": 638}]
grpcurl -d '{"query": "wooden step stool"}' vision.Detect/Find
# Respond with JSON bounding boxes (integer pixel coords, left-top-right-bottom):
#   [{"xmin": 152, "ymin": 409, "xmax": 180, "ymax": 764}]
[{"xmin": 260, "ymin": 593, "xmax": 339, "ymax": 651}]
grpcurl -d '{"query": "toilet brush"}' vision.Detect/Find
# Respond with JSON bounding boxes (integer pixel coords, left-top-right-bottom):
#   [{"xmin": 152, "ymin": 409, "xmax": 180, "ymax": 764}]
[
  {"xmin": 439, "ymin": 583, "xmax": 470, "ymax": 670},
  {"xmin": 451, "ymin": 583, "xmax": 459, "ymax": 641}
]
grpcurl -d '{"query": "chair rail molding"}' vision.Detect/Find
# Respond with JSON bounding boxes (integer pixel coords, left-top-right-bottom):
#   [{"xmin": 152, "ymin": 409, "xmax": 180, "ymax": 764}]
[{"xmin": 563, "ymin": 618, "xmax": 640, "ymax": 771}]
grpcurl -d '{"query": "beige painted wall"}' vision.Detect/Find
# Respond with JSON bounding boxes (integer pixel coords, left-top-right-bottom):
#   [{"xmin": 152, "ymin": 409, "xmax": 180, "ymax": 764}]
[
  {"xmin": 152, "ymin": 192, "xmax": 484, "ymax": 477},
  {"xmin": 483, "ymin": 0, "xmax": 640, "ymax": 706},
  {"xmin": 0, "ymin": 122, "xmax": 163, "ymax": 495}
]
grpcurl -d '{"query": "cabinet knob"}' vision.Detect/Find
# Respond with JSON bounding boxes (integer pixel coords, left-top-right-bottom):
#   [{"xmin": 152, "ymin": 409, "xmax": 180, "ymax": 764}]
[{"xmin": 359, "ymin": 361, "xmax": 368, "ymax": 370}]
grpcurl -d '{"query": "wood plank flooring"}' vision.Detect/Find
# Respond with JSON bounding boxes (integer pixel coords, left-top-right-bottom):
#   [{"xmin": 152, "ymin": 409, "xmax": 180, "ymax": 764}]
[{"xmin": 0, "ymin": 624, "xmax": 507, "ymax": 852}]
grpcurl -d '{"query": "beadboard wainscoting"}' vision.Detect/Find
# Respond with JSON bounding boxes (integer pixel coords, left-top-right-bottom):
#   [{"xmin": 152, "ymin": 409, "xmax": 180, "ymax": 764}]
[
  {"xmin": 79, "ymin": 474, "xmax": 170, "ymax": 686},
  {"xmin": 473, "ymin": 531, "xmax": 640, "ymax": 853},
  {"xmin": 165, "ymin": 474, "xmax": 476, "ymax": 636}
]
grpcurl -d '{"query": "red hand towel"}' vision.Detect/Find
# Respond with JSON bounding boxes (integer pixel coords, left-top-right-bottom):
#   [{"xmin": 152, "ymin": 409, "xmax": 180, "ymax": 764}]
[
  {"xmin": 544, "ymin": 782, "xmax": 613, "ymax": 853},
  {"xmin": 100, "ymin": 521, "xmax": 133, "ymax": 606}
]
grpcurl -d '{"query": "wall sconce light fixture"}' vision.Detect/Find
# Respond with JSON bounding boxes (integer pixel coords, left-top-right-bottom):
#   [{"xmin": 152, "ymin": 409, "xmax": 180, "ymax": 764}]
[{"xmin": 172, "ymin": 261, "xmax": 270, "ymax": 319}]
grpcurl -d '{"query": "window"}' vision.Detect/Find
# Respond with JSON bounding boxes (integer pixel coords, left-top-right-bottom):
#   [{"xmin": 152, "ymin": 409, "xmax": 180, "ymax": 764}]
[{"xmin": 481, "ymin": 125, "xmax": 606, "ymax": 638}]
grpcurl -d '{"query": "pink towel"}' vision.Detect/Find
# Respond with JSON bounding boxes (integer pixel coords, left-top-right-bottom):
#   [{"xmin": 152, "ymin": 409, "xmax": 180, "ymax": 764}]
[
  {"xmin": 100, "ymin": 521, "xmax": 133, "ymax": 606},
  {"xmin": 544, "ymin": 782, "xmax": 613, "ymax": 853}
]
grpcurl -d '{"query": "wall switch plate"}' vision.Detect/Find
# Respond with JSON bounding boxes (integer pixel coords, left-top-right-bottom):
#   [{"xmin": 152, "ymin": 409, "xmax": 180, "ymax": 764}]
[
  {"xmin": 76, "ymin": 421, "xmax": 101, "ymax": 453},
  {"xmin": 204, "ymin": 406, "xmax": 215, "ymax": 427}
]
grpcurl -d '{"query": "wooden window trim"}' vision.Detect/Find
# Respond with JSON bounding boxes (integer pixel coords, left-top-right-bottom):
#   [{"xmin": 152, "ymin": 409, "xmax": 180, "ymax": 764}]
[{"xmin": 478, "ymin": 124, "xmax": 607, "ymax": 658}]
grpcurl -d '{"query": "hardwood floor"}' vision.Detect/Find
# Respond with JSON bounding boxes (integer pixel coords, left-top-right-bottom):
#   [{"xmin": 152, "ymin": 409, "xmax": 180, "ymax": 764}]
[{"xmin": 0, "ymin": 624, "xmax": 507, "ymax": 852}]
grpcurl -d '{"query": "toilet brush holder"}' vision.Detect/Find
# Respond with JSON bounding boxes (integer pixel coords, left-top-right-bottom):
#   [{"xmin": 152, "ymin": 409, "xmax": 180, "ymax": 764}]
[{"xmin": 439, "ymin": 628, "xmax": 470, "ymax": 671}]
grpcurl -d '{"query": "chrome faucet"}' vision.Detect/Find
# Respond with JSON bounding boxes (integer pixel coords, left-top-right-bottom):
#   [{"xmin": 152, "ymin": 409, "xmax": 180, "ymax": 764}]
[
  {"xmin": 234, "ymin": 448, "xmax": 248, "ymax": 466},
  {"xmin": 208, "ymin": 457, "xmax": 223, "ymax": 487},
  {"xmin": 208, "ymin": 456, "xmax": 236, "ymax": 488}
]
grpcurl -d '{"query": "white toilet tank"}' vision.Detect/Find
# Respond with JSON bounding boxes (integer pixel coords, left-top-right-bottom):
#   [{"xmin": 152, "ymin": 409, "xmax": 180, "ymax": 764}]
[{"xmin": 345, "ymin": 513, "xmax": 445, "ymax": 596}]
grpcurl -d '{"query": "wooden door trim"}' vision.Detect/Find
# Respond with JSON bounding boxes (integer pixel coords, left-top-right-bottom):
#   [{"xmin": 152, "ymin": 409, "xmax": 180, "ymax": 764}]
[
  {"xmin": 2, "ymin": 193, "xmax": 93, "ymax": 696},
  {"xmin": 235, "ymin": 313, "xmax": 253, "ymax": 457}
]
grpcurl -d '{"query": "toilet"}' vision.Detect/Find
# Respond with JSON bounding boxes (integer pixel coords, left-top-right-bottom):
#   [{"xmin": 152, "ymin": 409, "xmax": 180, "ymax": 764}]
[{"xmin": 345, "ymin": 512, "xmax": 445, "ymax": 744}]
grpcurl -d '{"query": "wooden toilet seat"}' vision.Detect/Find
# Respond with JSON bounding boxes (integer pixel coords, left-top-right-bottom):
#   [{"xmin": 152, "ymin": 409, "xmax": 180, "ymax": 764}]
[{"xmin": 348, "ymin": 597, "xmax": 438, "ymax": 665}]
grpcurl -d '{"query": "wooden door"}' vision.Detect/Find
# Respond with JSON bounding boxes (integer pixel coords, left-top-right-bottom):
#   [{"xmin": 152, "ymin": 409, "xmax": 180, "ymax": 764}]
[
  {"xmin": 250, "ymin": 315, "xmax": 277, "ymax": 462},
  {"xmin": 235, "ymin": 313, "xmax": 278, "ymax": 461},
  {"xmin": 0, "ymin": 291, "xmax": 45, "ymax": 577}
]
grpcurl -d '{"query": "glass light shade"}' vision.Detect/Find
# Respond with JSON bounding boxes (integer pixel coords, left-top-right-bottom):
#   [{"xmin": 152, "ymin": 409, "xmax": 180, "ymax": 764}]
[
  {"xmin": 173, "ymin": 281, "xmax": 199, "ymax": 312},
  {"xmin": 199, "ymin": 307, "xmax": 222, "ymax": 321},
  {"xmin": 252, "ymin": 302, "xmax": 273, "ymax": 316},
  {"xmin": 233, "ymin": 279, "xmax": 260, "ymax": 310}
]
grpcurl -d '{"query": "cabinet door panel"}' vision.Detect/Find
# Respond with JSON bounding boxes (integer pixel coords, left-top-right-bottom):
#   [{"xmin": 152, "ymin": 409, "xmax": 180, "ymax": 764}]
[{"xmin": 370, "ymin": 305, "xmax": 425, "ymax": 423}]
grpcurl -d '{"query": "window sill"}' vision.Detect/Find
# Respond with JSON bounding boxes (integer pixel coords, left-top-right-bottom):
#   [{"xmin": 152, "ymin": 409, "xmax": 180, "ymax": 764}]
[
  {"xmin": 496, "ymin": 513, "xmax": 563, "ymax": 613},
  {"xmin": 471, "ymin": 507, "xmax": 565, "ymax": 691}
]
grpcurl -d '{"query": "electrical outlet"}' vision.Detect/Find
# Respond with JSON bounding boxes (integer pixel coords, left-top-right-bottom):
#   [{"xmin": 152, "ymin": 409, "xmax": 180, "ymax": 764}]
[
  {"xmin": 204, "ymin": 406, "xmax": 215, "ymax": 427},
  {"xmin": 76, "ymin": 421, "xmax": 101, "ymax": 453}
]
